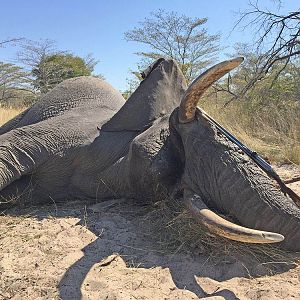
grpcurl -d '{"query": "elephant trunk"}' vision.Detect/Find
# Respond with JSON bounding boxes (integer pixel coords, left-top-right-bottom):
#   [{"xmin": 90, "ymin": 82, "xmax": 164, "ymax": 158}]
[
  {"xmin": 208, "ymin": 148, "xmax": 300, "ymax": 250},
  {"xmin": 0, "ymin": 126, "xmax": 54, "ymax": 193},
  {"xmin": 223, "ymin": 170, "xmax": 300, "ymax": 250},
  {"xmin": 181, "ymin": 135, "xmax": 300, "ymax": 250},
  {"xmin": 0, "ymin": 131, "xmax": 32, "ymax": 191}
]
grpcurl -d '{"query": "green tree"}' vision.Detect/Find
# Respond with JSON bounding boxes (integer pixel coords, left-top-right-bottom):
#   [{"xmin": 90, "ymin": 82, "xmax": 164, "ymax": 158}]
[
  {"xmin": 125, "ymin": 10, "xmax": 220, "ymax": 83},
  {"xmin": 18, "ymin": 39, "xmax": 99, "ymax": 94},
  {"xmin": 32, "ymin": 53, "xmax": 94, "ymax": 93},
  {"xmin": 0, "ymin": 62, "xmax": 33, "ymax": 105}
]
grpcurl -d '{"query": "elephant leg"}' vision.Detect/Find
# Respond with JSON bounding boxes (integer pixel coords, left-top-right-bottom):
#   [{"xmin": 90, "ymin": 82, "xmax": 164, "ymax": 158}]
[
  {"xmin": 0, "ymin": 175, "xmax": 35, "ymax": 210},
  {"xmin": 0, "ymin": 114, "xmax": 81, "ymax": 192},
  {"xmin": 0, "ymin": 125, "xmax": 51, "ymax": 192},
  {"xmin": 0, "ymin": 174, "xmax": 56, "ymax": 210}
]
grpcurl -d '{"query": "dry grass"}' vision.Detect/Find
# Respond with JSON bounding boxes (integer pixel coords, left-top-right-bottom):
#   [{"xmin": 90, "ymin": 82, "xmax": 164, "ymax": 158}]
[
  {"xmin": 143, "ymin": 197, "xmax": 300, "ymax": 274},
  {"xmin": 200, "ymin": 98, "xmax": 300, "ymax": 165},
  {"xmin": 0, "ymin": 106, "xmax": 25, "ymax": 126}
]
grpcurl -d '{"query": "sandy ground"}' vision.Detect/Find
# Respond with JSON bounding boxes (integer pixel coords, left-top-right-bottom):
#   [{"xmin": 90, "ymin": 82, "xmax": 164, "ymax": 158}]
[{"xmin": 1, "ymin": 164, "xmax": 300, "ymax": 300}]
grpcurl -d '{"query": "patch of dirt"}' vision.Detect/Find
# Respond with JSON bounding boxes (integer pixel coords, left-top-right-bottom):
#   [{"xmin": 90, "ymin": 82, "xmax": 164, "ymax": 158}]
[
  {"xmin": 1, "ymin": 165, "xmax": 300, "ymax": 300},
  {"xmin": 274, "ymin": 163, "xmax": 300, "ymax": 196}
]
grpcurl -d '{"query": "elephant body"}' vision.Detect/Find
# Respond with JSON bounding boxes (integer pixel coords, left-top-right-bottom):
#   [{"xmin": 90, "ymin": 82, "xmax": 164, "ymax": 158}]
[
  {"xmin": 0, "ymin": 60, "xmax": 185, "ymax": 204},
  {"xmin": 1, "ymin": 58, "xmax": 300, "ymax": 251},
  {"xmin": 0, "ymin": 77, "xmax": 125, "ymax": 202}
]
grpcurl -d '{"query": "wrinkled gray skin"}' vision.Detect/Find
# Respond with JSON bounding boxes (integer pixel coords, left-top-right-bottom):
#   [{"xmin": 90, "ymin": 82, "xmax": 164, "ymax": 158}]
[{"xmin": 1, "ymin": 59, "xmax": 300, "ymax": 251}]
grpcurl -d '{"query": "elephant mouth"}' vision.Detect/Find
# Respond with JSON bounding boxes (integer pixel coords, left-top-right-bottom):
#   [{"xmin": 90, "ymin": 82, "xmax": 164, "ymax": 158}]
[{"xmin": 183, "ymin": 189, "xmax": 285, "ymax": 244}]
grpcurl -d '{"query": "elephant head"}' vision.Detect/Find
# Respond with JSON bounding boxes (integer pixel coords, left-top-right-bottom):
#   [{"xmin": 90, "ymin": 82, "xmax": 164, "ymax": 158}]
[{"xmin": 168, "ymin": 58, "xmax": 300, "ymax": 250}]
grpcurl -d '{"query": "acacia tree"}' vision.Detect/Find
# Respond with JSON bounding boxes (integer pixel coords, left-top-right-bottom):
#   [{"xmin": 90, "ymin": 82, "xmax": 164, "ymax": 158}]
[
  {"xmin": 17, "ymin": 40, "xmax": 59, "ymax": 93},
  {"xmin": 32, "ymin": 53, "xmax": 96, "ymax": 93},
  {"xmin": 125, "ymin": 10, "xmax": 220, "ymax": 83},
  {"xmin": 18, "ymin": 39, "xmax": 99, "ymax": 93},
  {"xmin": 0, "ymin": 38, "xmax": 23, "ymax": 48},
  {"xmin": 234, "ymin": 1, "xmax": 300, "ymax": 95},
  {"xmin": 0, "ymin": 62, "xmax": 32, "ymax": 105},
  {"xmin": 0, "ymin": 38, "xmax": 33, "ymax": 105}
]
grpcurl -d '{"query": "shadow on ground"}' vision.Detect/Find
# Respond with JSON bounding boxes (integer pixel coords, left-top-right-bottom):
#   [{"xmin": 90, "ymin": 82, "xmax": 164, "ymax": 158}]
[{"xmin": 3, "ymin": 199, "xmax": 300, "ymax": 300}]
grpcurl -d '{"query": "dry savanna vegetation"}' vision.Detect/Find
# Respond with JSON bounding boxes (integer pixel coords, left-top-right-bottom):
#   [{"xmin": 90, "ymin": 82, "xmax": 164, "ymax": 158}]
[
  {"xmin": 201, "ymin": 96, "xmax": 300, "ymax": 165},
  {"xmin": 200, "ymin": 57, "xmax": 300, "ymax": 166},
  {"xmin": 0, "ymin": 106, "xmax": 25, "ymax": 126},
  {"xmin": 1, "ymin": 4, "xmax": 300, "ymax": 299}
]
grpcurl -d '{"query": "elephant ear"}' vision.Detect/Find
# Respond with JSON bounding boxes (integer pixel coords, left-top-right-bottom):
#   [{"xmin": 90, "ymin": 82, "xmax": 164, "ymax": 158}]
[{"xmin": 102, "ymin": 58, "xmax": 187, "ymax": 132}]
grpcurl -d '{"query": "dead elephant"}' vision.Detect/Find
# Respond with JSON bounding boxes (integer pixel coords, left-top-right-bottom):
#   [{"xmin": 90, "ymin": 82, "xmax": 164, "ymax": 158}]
[{"xmin": 1, "ymin": 57, "xmax": 300, "ymax": 251}]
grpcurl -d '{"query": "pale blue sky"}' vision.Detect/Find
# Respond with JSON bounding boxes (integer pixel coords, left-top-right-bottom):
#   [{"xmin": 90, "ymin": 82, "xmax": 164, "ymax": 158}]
[{"xmin": 0, "ymin": 0, "xmax": 297, "ymax": 91}]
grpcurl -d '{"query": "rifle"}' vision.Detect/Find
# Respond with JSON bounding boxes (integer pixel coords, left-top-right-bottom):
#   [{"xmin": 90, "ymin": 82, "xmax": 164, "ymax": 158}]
[{"xmin": 199, "ymin": 108, "xmax": 300, "ymax": 205}]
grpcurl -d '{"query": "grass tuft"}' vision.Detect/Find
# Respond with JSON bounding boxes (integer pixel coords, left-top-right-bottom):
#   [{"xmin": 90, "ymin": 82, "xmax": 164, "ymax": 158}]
[
  {"xmin": 141, "ymin": 196, "xmax": 300, "ymax": 275},
  {"xmin": 0, "ymin": 106, "xmax": 25, "ymax": 126},
  {"xmin": 200, "ymin": 96, "xmax": 300, "ymax": 165}
]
